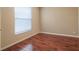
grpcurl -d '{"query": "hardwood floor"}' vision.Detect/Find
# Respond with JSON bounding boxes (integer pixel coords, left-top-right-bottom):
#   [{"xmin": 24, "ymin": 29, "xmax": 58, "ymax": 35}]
[{"xmin": 3, "ymin": 33, "xmax": 79, "ymax": 51}]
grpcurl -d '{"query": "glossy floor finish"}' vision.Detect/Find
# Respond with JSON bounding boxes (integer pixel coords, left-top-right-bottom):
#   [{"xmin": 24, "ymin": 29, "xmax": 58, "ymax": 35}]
[{"xmin": 3, "ymin": 33, "xmax": 79, "ymax": 51}]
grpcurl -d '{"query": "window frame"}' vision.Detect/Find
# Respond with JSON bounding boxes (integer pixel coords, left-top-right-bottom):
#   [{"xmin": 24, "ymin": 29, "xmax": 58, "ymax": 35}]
[{"xmin": 14, "ymin": 7, "xmax": 32, "ymax": 35}]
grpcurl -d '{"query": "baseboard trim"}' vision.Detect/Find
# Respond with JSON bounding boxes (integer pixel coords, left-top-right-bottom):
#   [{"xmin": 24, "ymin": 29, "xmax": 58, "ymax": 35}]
[
  {"xmin": 1, "ymin": 33, "xmax": 39, "ymax": 51},
  {"xmin": 41, "ymin": 32, "xmax": 79, "ymax": 38}
]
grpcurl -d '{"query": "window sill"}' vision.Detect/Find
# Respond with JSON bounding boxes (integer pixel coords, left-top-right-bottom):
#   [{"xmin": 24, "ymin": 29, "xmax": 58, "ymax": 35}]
[{"xmin": 15, "ymin": 30, "xmax": 31, "ymax": 35}]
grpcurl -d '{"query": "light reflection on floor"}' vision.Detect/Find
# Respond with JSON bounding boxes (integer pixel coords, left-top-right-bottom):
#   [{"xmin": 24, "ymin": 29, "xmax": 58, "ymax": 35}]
[{"xmin": 19, "ymin": 44, "xmax": 32, "ymax": 51}]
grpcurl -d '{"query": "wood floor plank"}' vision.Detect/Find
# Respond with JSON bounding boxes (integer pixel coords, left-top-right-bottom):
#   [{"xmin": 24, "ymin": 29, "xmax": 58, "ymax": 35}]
[{"xmin": 3, "ymin": 33, "xmax": 79, "ymax": 51}]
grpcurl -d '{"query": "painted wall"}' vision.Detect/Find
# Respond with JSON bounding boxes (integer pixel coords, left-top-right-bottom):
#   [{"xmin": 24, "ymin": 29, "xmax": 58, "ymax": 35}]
[
  {"xmin": 40, "ymin": 7, "xmax": 78, "ymax": 35},
  {"xmin": 78, "ymin": 8, "xmax": 79, "ymax": 35},
  {"xmin": 0, "ymin": 8, "xmax": 1, "ymax": 50},
  {"xmin": 1, "ymin": 7, "xmax": 40, "ymax": 49}
]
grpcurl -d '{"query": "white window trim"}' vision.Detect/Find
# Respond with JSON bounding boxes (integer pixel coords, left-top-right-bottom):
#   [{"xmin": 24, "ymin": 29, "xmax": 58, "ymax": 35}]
[{"xmin": 14, "ymin": 7, "xmax": 32, "ymax": 35}]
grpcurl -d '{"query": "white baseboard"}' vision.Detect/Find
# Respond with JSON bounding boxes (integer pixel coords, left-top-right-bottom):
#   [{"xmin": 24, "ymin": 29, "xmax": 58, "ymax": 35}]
[
  {"xmin": 1, "ymin": 33, "xmax": 39, "ymax": 51},
  {"xmin": 41, "ymin": 32, "xmax": 79, "ymax": 38}
]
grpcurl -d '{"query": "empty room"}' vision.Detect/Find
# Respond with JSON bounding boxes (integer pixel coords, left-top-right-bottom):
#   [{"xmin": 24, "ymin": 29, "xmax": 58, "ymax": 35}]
[{"xmin": 0, "ymin": 7, "xmax": 79, "ymax": 51}]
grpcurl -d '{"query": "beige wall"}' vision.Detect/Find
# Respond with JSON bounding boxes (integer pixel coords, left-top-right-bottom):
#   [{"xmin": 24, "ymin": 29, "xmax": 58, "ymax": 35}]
[
  {"xmin": 78, "ymin": 8, "xmax": 79, "ymax": 35},
  {"xmin": 1, "ymin": 7, "xmax": 40, "ymax": 48},
  {"xmin": 0, "ymin": 8, "xmax": 1, "ymax": 50},
  {"xmin": 40, "ymin": 7, "xmax": 78, "ymax": 35}
]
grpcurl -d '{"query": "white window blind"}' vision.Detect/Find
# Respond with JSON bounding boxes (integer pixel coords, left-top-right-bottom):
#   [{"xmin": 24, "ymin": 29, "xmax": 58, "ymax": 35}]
[{"xmin": 15, "ymin": 7, "xmax": 32, "ymax": 34}]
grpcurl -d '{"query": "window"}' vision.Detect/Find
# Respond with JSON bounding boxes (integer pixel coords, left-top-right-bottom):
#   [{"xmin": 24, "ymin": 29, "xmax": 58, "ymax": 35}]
[{"xmin": 15, "ymin": 7, "xmax": 32, "ymax": 34}]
